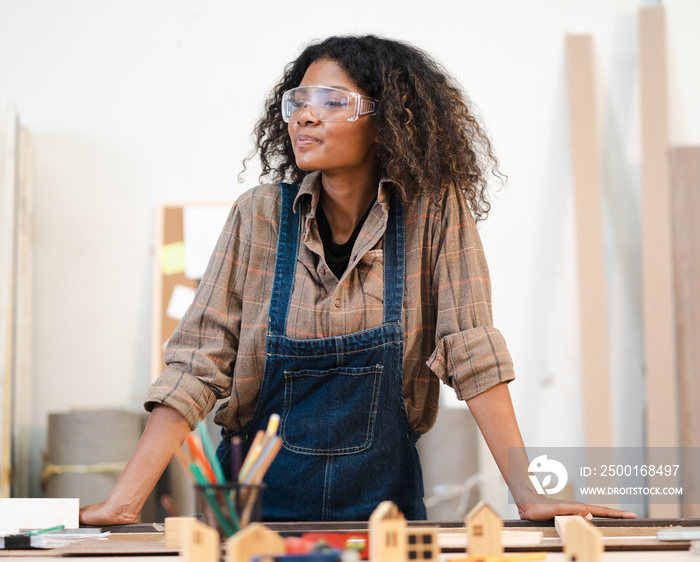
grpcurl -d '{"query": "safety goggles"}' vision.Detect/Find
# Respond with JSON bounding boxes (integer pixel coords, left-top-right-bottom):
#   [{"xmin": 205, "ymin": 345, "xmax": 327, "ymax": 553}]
[{"xmin": 281, "ymin": 86, "xmax": 378, "ymax": 123}]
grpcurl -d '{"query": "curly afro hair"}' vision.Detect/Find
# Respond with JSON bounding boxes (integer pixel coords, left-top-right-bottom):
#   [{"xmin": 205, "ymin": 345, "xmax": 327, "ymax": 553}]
[{"xmin": 245, "ymin": 34, "xmax": 503, "ymax": 221}]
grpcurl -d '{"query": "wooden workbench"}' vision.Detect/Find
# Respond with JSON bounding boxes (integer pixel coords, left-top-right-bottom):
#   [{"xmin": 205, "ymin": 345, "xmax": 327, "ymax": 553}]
[{"xmin": 1, "ymin": 519, "xmax": 698, "ymax": 560}]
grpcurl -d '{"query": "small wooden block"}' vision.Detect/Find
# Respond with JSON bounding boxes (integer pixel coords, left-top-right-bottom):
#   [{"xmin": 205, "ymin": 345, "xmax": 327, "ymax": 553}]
[
  {"xmin": 560, "ymin": 516, "xmax": 603, "ymax": 562},
  {"xmin": 657, "ymin": 527, "xmax": 700, "ymax": 541},
  {"xmin": 554, "ymin": 515, "xmax": 580, "ymax": 541},
  {"xmin": 226, "ymin": 522, "xmax": 285, "ymax": 562},
  {"xmin": 181, "ymin": 517, "xmax": 220, "ymax": 562},
  {"xmin": 448, "ymin": 555, "xmax": 547, "ymax": 562},
  {"xmin": 439, "ymin": 529, "xmax": 543, "ymax": 549},
  {"xmin": 164, "ymin": 516, "xmax": 194, "ymax": 549}
]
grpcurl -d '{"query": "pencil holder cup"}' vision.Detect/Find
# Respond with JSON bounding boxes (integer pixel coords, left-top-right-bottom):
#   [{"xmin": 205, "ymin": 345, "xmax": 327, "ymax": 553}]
[{"xmin": 194, "ymin": 482, "xmax": 265, "ymax": 537}]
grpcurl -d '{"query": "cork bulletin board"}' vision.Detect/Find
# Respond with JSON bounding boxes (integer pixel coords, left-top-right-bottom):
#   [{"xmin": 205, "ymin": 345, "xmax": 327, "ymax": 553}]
[{"xmin": 151, "ymin": 203, "xmax": 233, "ymax": 381}]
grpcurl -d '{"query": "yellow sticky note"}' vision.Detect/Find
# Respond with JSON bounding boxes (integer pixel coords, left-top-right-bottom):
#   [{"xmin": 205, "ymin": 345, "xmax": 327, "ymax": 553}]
[{"xmin": 161, "ymin": 241, "xmax": 186, "ymax": 275}]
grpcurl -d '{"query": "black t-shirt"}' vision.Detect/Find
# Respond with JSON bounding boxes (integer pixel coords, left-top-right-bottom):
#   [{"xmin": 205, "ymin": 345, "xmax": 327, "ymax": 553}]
[{"xmin": 316, "ymin": 199, "xmax": 376, "ymax": 279}]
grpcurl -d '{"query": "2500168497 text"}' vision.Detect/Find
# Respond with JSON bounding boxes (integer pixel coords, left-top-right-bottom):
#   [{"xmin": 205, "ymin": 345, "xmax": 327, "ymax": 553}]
[{"xmin": 580, "ymin": 464, "xmax": 680, "ymax": 477}]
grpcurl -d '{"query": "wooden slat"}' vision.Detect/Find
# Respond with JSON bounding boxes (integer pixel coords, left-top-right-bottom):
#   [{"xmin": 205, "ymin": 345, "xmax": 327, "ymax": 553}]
[
  {"xmin": 669, "ymin": 146, "xmax": 700, "ymax": 518},
  {"xmin": 565, "ymin": 34, "xmax": 613, "ymax": 447},
  {"xmin": 261, "ymin": 518, "xmax": 700, "ymax": 533},
  {"xmin": 438, "ymin": 530, "xmax": 543, "ymax": 549},
  {"xmin": 639, "ymin": 6, "xmax": 680, "ymax": 518},
  {"xmin": 0, "ymin": 101, "xmax": 18, "ymax": 498},
  {"xmin": 261, "ymin": 521, "xmax": 696, "ymax": 554},
  {"xmin": 0, "ymin": 106, "xmax": 32, "ymax": 499},
  {"xmin": 11, "ymin": 128, "xmax": 32, "ymax": 498}
]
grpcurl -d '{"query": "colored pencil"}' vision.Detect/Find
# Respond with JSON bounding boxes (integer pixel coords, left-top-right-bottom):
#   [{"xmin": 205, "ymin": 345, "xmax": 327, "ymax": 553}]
[
  {"xmin": 187, "ymin": 433, "xmax": 216, "ymax": 483},
  {"xmin": 238, "ymin": 429, "xmax": 265, "ymax": 481},
  {"xmin": 231, "ymin": 436, "xmax": 243, "ymax": 478},
  {"xmin": 26, "ymin": 525, "xmax": 65, "ymax": 536},
  {"xmin": 242, "ymin": 435, "xmax": 282, "ymax": 485},
  {"xmin": 197, "ymin": 423, "xmax": 225, "ymax": 483},
  {"xmin": 240, "ymin": 436, "xmax": 283, "ymax": 526}
]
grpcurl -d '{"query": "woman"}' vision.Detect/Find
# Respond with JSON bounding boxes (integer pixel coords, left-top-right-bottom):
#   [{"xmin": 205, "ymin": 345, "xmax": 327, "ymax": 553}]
[{"xmin": 80, "ymin": 35, "xmax": 635, "ymax": 523}]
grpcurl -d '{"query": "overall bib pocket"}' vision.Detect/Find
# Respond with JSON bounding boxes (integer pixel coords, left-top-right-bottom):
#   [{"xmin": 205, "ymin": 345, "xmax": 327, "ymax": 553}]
[{"xmin": 281, "ymin": 365, "xmax": 383, "ymax": 455}]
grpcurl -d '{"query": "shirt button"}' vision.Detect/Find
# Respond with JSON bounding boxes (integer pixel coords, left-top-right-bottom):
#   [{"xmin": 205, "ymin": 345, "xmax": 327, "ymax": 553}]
[
  {"xmin": 320, "ymin": 267, "xmax": 326, "ymax": 275},
  {"xmin": 334, "ymin": 299, "xmax": 341, "ymax": 308}
]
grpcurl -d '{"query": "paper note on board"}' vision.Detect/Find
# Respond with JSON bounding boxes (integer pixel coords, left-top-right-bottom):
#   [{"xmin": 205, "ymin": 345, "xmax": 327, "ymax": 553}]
[
  {"xmin": 161, "ymin": 241, "xmax": 186, "ymax": 276},
  {"xmin": 0, "ymin": 498, "xmax": 79, "ymax": 535},
  {"xmin": 183, "ymin": 205, "xmax": 230, "ymax": 280},
  {"xmin": 167, "ymin": 285, "xmax": 197, "ymax": 320}
]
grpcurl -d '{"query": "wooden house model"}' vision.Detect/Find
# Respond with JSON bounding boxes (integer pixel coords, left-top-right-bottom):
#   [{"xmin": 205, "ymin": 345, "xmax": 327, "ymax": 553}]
[
  {"xmin": 226, "ymin": 522, "xmax": 286, "ymax": 562},
  {"xmin": 465, "ymin": 500, "xmax": 503, "ymax": 556},
  {"xmin": 369, "ymin": 501, "xmax": 407, "ymax": 562},
  {"xmin": 181, "ymin": 517, "xmax": 220, "ymax": 562},
  {"xmin": 403, "ymin": 526, "xmax": 439, "ymax": 561},
  {"xmin": 562, "ymin": 516, "xmax": 603, "ymax": 562}
]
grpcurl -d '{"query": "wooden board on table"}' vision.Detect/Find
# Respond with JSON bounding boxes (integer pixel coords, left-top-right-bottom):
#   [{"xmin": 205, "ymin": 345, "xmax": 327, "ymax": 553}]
[
  {"xmin": 0, "ymin": 532, "xmax": 175, "ymax": 558},
  {"xmin": 439, "ymin": 529, "xmax": 543, "ymax": 549},
  {"xmin": 263, "ymin": 518, "xmax": 700, "ymax": 533},
  {"xmin": 263, "ymin": 519, "xmax": 700, "ymax": 552}
]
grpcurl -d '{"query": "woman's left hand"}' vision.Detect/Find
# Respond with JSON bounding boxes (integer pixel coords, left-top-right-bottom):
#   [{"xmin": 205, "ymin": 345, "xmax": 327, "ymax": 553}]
[
  {"xmin": 466, "ymin": 384, "xmax": 638, "ymax": 522},
  {"xmin": 517, "ymin": 497, "xmax": 637, "ymax": 521}
]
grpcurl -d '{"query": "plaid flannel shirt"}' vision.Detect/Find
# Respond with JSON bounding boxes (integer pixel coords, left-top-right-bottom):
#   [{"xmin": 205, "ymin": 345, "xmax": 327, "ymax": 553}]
[{"xmin": 145, "ymin": 171, "xmax": 514, "ymax": 434}]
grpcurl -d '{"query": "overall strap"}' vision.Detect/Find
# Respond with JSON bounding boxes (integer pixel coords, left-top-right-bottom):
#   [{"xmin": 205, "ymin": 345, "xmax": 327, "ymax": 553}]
[
  {"xmin": 268, "ymin": 184, "xmax": 405, "ymax": 334},
  {"xmin": 268, "ymin": 182, "xmax": 301, "ymax": 337},
  {"xmin": 382, "ymin": 195, "xmax": 405, "ymax": 325}
]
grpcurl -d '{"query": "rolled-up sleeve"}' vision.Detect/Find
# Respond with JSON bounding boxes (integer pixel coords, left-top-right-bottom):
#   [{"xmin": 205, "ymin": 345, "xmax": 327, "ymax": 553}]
[
  {"xmin": 145, "ymin": 199, "xmax": 249, "ymax": 429},
  {"xmin": 427, "ymin": 326, "xmax": 514, "ymax": 400},
  {"xmin": 425, "ymin": 184, "xmax": 515, "ymax": 400}
]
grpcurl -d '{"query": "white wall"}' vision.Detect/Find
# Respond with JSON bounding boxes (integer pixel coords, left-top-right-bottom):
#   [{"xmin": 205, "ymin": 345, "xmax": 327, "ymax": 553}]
[{"xmin": 1, "ymin": 0, "xmax": 698, "ymax": 506}]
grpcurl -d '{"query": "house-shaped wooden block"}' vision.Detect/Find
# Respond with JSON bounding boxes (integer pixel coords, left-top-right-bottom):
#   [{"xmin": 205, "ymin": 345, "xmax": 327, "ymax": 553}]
[
  {"xmin": 562, "ymin": 516, "xmax": 603, "ymax": 562},
  {"xmin": 368, "ymin": 501, "xmax": 407, "ymax": 562},
  {"xmin": 465, "ymin": 501, "xmax": 503, "ymax": 556},
  {"xmin": 226, "ymin": 522, "xmax": 286, "ymax": 562},
  {"xmin": 404, "ymin": 527, "xmax": 439, "ymax": 561},
  {"xmin": 181, "ymin": 517, "xmax": 220, "ymax": 562},
  {"xmin": 164, "ymin": 516, "xmax": 194, "ymax": 549}
]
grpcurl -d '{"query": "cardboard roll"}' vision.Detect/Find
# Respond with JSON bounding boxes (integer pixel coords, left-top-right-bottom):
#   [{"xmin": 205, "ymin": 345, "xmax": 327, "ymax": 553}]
[{"xmin": 44, "ymin": 410, "xmax": 147, "ymax": 506}]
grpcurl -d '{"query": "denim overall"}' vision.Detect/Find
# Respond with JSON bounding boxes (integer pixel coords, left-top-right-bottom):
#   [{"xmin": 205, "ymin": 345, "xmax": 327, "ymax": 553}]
[{"xmin": 217, "ymin": 183, "xmax": 426, "ymax": 521}]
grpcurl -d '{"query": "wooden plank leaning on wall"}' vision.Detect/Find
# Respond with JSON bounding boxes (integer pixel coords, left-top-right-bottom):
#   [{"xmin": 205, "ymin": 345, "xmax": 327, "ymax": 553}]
[
  {"xmin": 13, "ymin": 125, "xmax": 32, "ymax": 499},
  {"xmin": 0, "ymin": 102, "xmax": 18, "ymax": 498},
  {"xmin": 639, "ymin": 6, "xmax": 680, "ymax": 518},
  {"xmin": 565, "ymin": 34, "xmax": 613, "ymax": 449},
  {"xmin": 0, "ymin": 102, "xmax": 33, "ymax": 499},
  {"xmin": 669, "ymin": 146, "xmax": 700, "ymax": 518}
]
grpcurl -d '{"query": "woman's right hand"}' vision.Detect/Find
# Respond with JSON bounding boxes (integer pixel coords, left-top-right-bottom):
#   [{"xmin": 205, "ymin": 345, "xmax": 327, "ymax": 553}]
[
  {"xmin": 79, "ymin": 499, "xmax": 140, "ymax": 526},
  {"xmin": 78, "ymin": 404, "xmax": 192, "ymax": 527}
]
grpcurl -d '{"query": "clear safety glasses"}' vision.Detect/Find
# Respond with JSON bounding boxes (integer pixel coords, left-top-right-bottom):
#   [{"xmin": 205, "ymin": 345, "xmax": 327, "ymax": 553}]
[{"xmin": 281, "ymin": 86, "xmax": 378, "ymax": 123}]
